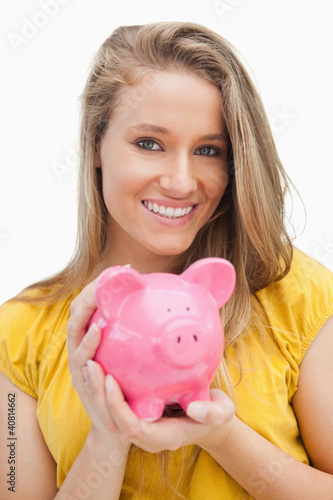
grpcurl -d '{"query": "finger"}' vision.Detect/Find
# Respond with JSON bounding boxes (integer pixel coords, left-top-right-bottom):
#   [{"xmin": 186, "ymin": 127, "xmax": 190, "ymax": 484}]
[
  {"xmin": 67, "ymin": 280, "xmax": 98, "ymax": 355},
  {"xmin": 151, "ymin": 394, "xmax": 235, "ymax": 450},
  {"xmin": 68, "ymin": 323, "xmax": 102, "ymax": 390},
  {"xmin": 71, "ymin": 322, "xmax": 102, "ymax": 370},
  {"xmin": 81, "ymin": 360, "xmax": 118, "ymax": 434},
  {"xmin": 186, "ymin": 389, "xmax": 235, "ymax": 426},
  {"xmin": 104, "ymin": 375, "xmax": 152, "ymax": 446}
]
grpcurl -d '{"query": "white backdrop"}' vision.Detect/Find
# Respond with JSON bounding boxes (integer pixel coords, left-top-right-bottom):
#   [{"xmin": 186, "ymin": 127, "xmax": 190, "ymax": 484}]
[{"xmin": 1, "ymin": 0, "xmax": 332, "ymax": 304}]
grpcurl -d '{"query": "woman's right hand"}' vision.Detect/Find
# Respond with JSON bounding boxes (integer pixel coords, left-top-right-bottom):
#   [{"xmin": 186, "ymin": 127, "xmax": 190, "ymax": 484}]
[
  {"xmin": 57, "ymin": 280, "xmax": 139, "ymax": 499},
  {"xmin": 66, "ymin": 279, "xmax": 131, "ymax": 449}
]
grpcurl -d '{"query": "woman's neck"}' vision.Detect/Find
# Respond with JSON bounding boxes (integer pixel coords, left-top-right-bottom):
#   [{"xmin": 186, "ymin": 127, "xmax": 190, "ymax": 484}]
[{"xmin": 84, "ymin": 239, "xmax": 177, "ymax": 285}]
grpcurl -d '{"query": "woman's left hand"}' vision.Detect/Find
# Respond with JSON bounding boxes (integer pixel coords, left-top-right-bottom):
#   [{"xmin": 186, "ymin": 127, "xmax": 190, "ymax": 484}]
[{"xmin": 101, "ymin": 373, "xmax": 236, "ymax": 453}]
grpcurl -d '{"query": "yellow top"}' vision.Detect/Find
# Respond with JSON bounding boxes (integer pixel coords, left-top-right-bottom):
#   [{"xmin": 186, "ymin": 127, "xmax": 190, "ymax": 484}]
[{"xmin": 1, "ymin": 247, "xmax": 333, "ymax": 499}]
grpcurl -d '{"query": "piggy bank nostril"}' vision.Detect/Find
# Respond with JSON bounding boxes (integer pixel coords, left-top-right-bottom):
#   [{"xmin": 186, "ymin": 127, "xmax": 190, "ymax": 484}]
[{"xmin": 176, "ymin": 334, "xmax": 199, "ymax": 343}]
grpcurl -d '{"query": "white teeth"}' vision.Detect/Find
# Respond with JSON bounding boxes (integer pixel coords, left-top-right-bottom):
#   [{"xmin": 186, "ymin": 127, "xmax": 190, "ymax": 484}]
[
  {"xmin": 165, "ymin": 207, "xmax": 174, "ymax": 217},
  {"xmin": 143, "ymin": 201, "xmax": 194, "ymax": 219}
]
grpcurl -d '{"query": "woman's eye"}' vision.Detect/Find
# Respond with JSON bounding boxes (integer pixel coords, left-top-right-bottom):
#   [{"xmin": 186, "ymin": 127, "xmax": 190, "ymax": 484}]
[
  {"xmin": 195, "ymin": 146, "xmax": 219, "ymax": 156},
  {"xmin": 137, "ymin": 140, "xmax": 161, "ymax": 151}
]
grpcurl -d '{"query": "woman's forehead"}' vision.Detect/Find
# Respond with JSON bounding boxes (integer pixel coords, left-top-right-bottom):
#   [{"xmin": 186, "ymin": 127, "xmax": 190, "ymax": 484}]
[{"xmin": 109, "ymin": 71, "xmax": 226, "ymax": 136}]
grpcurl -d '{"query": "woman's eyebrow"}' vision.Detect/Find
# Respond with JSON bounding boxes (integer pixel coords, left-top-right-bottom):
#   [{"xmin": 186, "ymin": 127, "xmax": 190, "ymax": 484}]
[
  {"xmin": 128, "ymin": 123, "xmax": 228, "ymax": 142},
  {"xmin": 129, "ymin": 123, "xmax": 171, "ymax": 135}
]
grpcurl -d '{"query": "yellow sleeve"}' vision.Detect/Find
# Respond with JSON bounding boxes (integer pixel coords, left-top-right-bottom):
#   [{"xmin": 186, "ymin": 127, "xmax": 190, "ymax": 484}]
[
  {"xmin": 0, "ymin": 297, "xmax": 52, "ymax": 398},
  {"xmin": 284, "ymin": 248, "xmax": 333, "ymax": 363},
  {"xmin": 256, "ymin": 247, "xmax": 333, "ymax": 400},
  {"xmin": 0, "ymin": 285, "xmax": 78, "ymax": 400}
]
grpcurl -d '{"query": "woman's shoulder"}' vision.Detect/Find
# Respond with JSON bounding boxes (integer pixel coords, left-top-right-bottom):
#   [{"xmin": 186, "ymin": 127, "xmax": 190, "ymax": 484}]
[
  {"xmin": 0, "ymin": 286, "xmax": 81, "ymax": 398},
  {"xmin": 0, "ymin": 286, "xmax": 81, "ymax": 335},
  {"xmin": 258, "ymin": 246, "xmax": 333, "ymax": 304},
  {"xmin": 286, "ymin": 246, "xmax": 333, "ymax": 285},
  {"xmin": 256, "ymin": 246, "xmax": 333, "ymax": 359}
]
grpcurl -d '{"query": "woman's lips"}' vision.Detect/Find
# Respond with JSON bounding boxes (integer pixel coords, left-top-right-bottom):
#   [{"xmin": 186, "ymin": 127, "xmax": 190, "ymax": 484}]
[
  {"xmin": 141, "ymin": 200, "xmax": 198, "ymax": 226},
  {"xmin": 143, "ymin": 200, "xmax": 194, "ymax": 218}
]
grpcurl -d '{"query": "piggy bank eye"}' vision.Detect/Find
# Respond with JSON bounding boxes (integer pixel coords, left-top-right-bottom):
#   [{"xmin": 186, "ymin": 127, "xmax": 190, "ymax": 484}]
[{"xmin": 167, "ymin": 308, "xmax": 171, "ymax": 312}]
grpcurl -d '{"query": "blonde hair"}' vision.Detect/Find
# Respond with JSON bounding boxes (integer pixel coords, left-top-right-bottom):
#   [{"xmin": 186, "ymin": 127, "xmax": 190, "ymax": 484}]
[{"xmin": 17, "ymin": 21, "xmax": 293, "ymax": 498}]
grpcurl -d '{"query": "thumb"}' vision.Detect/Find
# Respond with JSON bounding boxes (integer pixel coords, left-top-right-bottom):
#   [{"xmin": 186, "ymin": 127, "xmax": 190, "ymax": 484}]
[{"xmin": 186, "ymin": 389, "xmax": 235, "ymax": 425}]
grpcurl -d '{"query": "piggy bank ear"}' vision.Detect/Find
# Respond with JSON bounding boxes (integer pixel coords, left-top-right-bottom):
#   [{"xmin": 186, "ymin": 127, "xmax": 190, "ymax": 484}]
[
  {"xmin": 181, "ymin": 258, "xmax": 236, "ymax": 308},
  {"xmin": 95, "ymin": 266, "xmax": 146, "ymax": 321}
]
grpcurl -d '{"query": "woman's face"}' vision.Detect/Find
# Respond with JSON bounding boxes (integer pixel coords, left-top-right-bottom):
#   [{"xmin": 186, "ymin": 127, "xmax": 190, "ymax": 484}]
[{"xmin": 95, "ymin": 70, "xmax": 229, "ymax": 269}]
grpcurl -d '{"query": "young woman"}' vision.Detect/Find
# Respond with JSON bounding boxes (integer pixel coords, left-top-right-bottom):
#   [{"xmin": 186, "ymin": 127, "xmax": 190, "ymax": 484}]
[{"xmin": 0, "ymin": 21, "xmax": 332, "ymax": 500}]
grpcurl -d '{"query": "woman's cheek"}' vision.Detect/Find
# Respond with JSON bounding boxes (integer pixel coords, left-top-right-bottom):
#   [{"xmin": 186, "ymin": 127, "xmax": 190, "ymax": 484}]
[{"xmin": 204, "ymin": 168, "xmax": 229, "ymax": 200}]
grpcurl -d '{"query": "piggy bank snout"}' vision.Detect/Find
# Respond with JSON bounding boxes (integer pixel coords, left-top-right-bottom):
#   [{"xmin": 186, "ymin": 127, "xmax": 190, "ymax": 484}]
[{"xmin": 160, "ymin": 319, "xmax": 210, "ymax": 367}]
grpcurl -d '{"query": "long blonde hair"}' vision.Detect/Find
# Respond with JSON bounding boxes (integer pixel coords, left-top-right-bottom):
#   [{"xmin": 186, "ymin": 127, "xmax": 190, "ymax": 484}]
[{"xmin": 17, "ymin": 21, "xmax": 294, "ymax": 498}]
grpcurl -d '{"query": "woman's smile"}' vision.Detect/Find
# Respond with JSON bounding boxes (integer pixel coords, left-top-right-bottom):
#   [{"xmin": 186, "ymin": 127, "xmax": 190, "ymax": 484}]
[
  {"xmin": 141, "ymin": 199, "xmax": 198, "ymax": 226},
  {"xmin": 142, "ymin": 200, "xmax": 195, "ymax": 218}
]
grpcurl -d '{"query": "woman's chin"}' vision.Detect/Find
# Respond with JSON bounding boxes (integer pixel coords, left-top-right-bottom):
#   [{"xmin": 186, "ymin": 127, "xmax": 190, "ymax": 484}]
[{"xmin": 148, "ymin": 242, "xmax": 192, "ymax": 259}]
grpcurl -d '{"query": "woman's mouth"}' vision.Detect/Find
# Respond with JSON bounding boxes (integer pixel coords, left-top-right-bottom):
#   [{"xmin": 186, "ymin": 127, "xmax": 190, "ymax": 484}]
[{"xmin": 142, "ymin": 200, "xmax": 195, "ymax": 219}]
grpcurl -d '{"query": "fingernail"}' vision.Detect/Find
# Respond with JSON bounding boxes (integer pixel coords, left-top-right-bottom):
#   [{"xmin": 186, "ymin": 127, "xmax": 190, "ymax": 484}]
[
  {"xmin": 187, "ymin": 403, "xmax": 208, "ymax": 422},
  {"xmin": 86, "ymin": 360, "xmax": 95, "ymax": 382},
  {"xmin": 105, "ymin": 374, "xmax": 113, "ymax": 394}
]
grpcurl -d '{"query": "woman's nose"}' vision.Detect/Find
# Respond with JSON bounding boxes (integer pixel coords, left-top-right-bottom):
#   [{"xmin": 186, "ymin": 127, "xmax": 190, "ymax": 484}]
[{"xmin": 159, "ymin": 154, "xmax": 197, "ymax": 197}]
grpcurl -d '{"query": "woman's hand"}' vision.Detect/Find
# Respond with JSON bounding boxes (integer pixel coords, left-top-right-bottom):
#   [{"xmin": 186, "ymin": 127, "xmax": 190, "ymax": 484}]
[
  {"xmin": 67, "ymin": 280, "xmax": 130, "ymax": 450},
  {"xmin": 102, "ymin": 374, "xmax": 236, "ymax": 453}
]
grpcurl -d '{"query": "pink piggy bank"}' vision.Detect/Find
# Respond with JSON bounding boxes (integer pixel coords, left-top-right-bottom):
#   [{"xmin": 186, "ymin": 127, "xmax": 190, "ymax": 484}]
[{"xmin": 91, "ymin": 257, "xmax": 236, "ymax": 421}]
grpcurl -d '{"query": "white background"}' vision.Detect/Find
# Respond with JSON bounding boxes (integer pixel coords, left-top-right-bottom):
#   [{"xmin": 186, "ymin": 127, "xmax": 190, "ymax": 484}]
[{"xmin": 0, "ymin": 0, "xmax": 332, "ymax": 305}]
